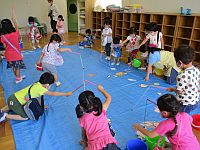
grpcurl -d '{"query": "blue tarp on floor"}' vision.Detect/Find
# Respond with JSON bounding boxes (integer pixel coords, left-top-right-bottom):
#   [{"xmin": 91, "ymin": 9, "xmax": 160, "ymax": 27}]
[{"xmin": 0, "ymin": 45, "xmax": 199, "ymax": 150}]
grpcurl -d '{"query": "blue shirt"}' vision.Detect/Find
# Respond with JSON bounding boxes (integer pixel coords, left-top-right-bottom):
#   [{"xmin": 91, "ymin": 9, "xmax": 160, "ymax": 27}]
[{"xmin": 148, "ymin": 51, "xmax": 160, "ymax": 65}]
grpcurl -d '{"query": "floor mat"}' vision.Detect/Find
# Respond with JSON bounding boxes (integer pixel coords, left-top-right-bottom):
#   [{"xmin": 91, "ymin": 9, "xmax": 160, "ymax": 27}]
[{"xmin": 1, "ymin": 45, "xmax": 199, "ymax": 149}]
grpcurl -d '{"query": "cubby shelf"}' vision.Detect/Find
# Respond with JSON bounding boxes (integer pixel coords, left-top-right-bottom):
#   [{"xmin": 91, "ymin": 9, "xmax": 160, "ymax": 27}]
[{"xmin": 93, "ymin": 11, "xmax": 200, "ymax": 64}]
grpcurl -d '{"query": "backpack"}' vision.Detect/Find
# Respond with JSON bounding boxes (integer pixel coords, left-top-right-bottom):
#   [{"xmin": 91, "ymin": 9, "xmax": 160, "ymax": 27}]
[{"xmin": 23, "ymin": 84, "xmax": 44, "ymax": 120}]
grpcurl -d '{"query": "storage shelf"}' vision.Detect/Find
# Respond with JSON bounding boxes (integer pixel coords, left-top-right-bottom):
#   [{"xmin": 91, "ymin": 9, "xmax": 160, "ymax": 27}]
[{"xmin": 93, "ymin": 11, "xmax": 200, "ymax": 64}]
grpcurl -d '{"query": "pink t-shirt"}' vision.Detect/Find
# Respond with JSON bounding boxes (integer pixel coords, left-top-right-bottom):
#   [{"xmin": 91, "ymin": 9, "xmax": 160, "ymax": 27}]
[
  {"xmin": 154, "ymin": 112, "xmax": 200, "ymax": 150},
  {"xmin": 79, "ymin": 109, "xmax": 117, "ymax": 150},
  {"xmin": 56, "ymin": 20, "xmax": 65, "ymax": 35},
  {"xmin": 1, "ymin": 30, "xmax": 22, "ymax": 61}
]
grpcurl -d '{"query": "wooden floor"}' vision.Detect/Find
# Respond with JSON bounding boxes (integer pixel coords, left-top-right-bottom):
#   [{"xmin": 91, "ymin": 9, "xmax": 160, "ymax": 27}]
[{"xmin": 0, "ymin": 32, "xmax": 200, "ymax": 149}]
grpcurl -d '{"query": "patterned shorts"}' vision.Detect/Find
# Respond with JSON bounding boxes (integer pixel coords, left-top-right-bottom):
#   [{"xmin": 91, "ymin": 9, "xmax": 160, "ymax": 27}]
[{"xmin": 7, "ymin": 60, "xmax": 26, "ymax": 69}]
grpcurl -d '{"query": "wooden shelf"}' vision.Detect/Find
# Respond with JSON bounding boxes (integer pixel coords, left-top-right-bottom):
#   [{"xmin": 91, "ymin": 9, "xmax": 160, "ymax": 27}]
[
  {"xmin": 92, "ymin": 11, "xmax": 200, "ymax": 64},
  {"xmin": 179, "ymin": 16, "xmax": 194, "ymax": 27}
]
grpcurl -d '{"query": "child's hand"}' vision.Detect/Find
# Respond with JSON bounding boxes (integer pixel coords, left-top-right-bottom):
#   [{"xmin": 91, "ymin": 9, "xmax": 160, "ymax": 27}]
[
  {"xmin": 133, "ymin": 124, "xmax": 142, "ymax": 130},
  {"xmin": 97, "ymin": 85, "xmax": 104, "ymax": 91},
  {"xmin": 66, "ymin": 48, "xmax": 72, "ymax": 52},
  {"xmin": 145, "ymin": 76, "xmax": 149, "ymax": 81},
  {"xmin": 66, "ymin": 92, "xmax": 73, "ymax": 96},
  {"xmin": 166, "ymin": 87, "xmax": 175, "ymax": 92}
]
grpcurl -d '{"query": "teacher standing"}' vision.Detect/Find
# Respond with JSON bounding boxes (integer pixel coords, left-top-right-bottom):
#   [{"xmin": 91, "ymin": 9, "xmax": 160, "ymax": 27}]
[{"xmin": 47, "ymin": 0, "xmax": 59, "ymax": 33}]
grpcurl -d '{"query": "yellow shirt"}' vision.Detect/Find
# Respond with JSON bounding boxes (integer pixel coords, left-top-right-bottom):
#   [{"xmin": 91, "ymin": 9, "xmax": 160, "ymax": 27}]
[
  {"xmin": 154, "ymin": 51, "xmax": 180, "ymax": 77},
  {"xmin": 14, "ymin": 82, "xmax": 48, "ymax": 105}
]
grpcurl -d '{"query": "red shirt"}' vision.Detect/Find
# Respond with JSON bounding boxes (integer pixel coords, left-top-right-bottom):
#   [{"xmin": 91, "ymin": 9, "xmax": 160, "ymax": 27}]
[{"xmin": 1, "ymin": 30, "xmax": 22, "ymax": 61}]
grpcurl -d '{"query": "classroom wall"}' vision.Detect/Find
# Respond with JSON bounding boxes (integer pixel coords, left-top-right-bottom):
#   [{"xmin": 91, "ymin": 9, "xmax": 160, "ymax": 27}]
[
  {"xmin": 122, "ymin": 0, "xmax": 200, "ymax": 13},
  {"xmin": 0, "ymin": 0, "xmax": 68, "ymax": 34}
]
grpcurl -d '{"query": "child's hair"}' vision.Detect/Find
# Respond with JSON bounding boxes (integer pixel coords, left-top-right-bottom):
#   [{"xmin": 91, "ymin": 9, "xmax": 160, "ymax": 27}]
[
  {"xmin": 77, "ymin": 90, "xmax": 103, "ymax": 118},
  {"xmin": 86, "ymin": 29, "xmax": 91, "ymax": 34},
  {"xmin": 174, "ymin": 45, "xmax": 195, "ymax": 65},
  {"xmin": 104, "ymin": 20, "xmax": 111, "ymax": 26},
  {"xmin": 28, "ymin": 16, "xmax": 35, "ymax": 24},
  {"xmin": 139, "ymin": 44, "xmax": 161, "ymax": 54},
  {"xmin": 157, "ymin": 94, "xmax": 180, "ymax": 136},
  {"xmin": 147, "ymin": 22, "xmax": 158, "ymax": 32},
  {"xmin": 113, "ymin": 36, "xmax": 121, "ymax": 44},
  {"xmin": 39, "ymin": 72, "xmax": 55, "ymax": 84},
  {"xmin": 58, "ymin": 15, "xmax": 64, "ymax": 21},
  {"xmin": 0, "ymin": 19, "xmax": 16, "ymax": 35},
  {"xmin": 129, "ymin": 27, "xmax": 135, "ymax": 34},
  {"xmin": 47, "ymin": 34, "xmax": 61, "ymax": 52}
]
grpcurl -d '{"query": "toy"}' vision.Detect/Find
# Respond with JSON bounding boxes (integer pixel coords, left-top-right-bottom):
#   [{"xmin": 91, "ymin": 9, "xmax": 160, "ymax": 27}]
[
  {"xmin": 132, "ymin": 59, "xmax": 141, "ymax": 68},
  {"xmin": 154, "ymin": 83, "xmax": 160, "ymax": 86},
  {"xmin": 115, "ymin": 72, "xmax": 127, "ymax": 76},
  {"xmin": 88, "ymin": 74, "xmax": 95, "ymax": 77},
  {"xmin": 128, "ymin": 78, "xmax": 137, "ymax": 82},
  {"xmin": 140, "ymin": 84, "xmax": 148, "ymax": 88}
]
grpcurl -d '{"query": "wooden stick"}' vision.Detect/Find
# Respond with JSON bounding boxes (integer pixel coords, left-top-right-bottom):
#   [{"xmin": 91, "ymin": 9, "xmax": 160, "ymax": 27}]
[
  {"xmin": 84, "ymin": 80, "xmax": 97, "ymax": 86},
  {"xmin": 147, "ymin": 99, "xmax": 157, "ymax": 105},
  {"xmin": 72, "ymin": 84, "xmax": 84, "ymax": 93},
  {"xmin": 150, "ymin": 85, "xmax": 167, "ymax": 91}
]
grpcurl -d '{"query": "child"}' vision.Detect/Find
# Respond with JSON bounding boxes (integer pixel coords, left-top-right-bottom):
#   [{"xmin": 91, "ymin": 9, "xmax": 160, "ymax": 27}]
[
  {"xmin": 167, "ymin": 45, "xmax": 200, "ymax": 113},
  {"xmin": 0, "ymin": 16, "xmax": 26, "ymax": 84},
  {"xmin": 28, "ymin": 16, "xmax": 41, "ymax": 49},
  {"xmin": 37, "ymin": 34, "xmax": 71, "ymax": 87},
  {"xmin": 102, "ymin": 20, "xmax": 113, "ymax": 61},
  {"xmin": 75, "ymin": 85, "xmax": 120, "ymax": 150},
  {"xmin": 79, "ymin": 29, "xmax": 94, "ymax": 48},
  {"xmin": 122, "ymin": 27, "xmax": 140, "ymax": 63},
  {"xmin": 139, "ymin": 22, "xmax": 164, "ymax": 49},
  {"xmin": 56, "ymin": 15, "xmax": 65, "ymax": 44},
  {"xmin": 133, "ymin": 94, "xmax": 200, "ymax": 150},
  {"xmin": 48, "ymin": 0, "xmax": 59, "ymax": 33},
  {"xmin": 0, "ymin": 72, "xmax": 72, "ymax": 122},
  {"xmin": 111, "ymin": 36, "xmax": 122, "ymax": 65},
  {"xmin": 139, "ymin": 44, "xmax": 180, "ymax": 84}
]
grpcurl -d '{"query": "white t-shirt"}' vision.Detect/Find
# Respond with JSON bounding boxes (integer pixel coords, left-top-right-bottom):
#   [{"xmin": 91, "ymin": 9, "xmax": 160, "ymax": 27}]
[
  {"xmin": 102, "ymin": 28, "xmax": 112, "ymax": 44},
  {"xmin": 49, "ymin": 3, "xmax": 59, "ymax": 21},
  {"xmin": 176, "ymin": 66, "xmax": 200, "ymax": 105},
  {"xmin": 126, "ymin": 35, "xmax": 140, "ymax": 50},
  {"xmin": 146, "ymin": 32, "xmax": 163, "ymax": 49},
  {"xmin": 42, "ymin": 43, "xmax": 60, "ymax": 65}
]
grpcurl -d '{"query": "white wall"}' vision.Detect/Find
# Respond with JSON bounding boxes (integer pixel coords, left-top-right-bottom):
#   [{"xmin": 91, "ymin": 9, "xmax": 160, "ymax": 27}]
[
  {"xmin": 0, "ymin": 0, "xmax": 68, "ymax": 33},
  {"xmin": 122, "ymin": 0, "xmax": 200, "ymax": 13}
]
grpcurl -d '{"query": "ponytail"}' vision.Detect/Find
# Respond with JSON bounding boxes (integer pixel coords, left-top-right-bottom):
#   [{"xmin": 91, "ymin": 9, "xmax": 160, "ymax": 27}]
[{"xmin": 93, "ymin": 97, "xmax": 103, "ymax": 116}]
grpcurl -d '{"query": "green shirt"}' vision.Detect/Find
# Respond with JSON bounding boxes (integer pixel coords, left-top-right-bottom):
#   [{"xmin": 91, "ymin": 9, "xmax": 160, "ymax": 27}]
[{"xmin": 15, "ymin": 82, "xmax": 48, "ymax": 105}]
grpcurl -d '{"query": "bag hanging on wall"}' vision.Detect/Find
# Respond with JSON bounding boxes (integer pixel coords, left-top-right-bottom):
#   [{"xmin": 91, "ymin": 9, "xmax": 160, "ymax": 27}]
[{"xmin": 23, "ymin": 84, "xmax": 44, "ymax": 120}]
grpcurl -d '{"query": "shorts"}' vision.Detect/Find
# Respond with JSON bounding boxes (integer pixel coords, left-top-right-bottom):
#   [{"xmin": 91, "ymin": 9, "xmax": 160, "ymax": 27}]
[
  {"xmin": 102, "ymin": 143, "xmax": 120, "ymax": 150},
  {"xmin": 42, "ymin": 62, "xmax": 57, "ymax": 75},
  {"xmin": 7, "ymin": 60, "xmax": 26, "ymax": 69},
  {"xmin": 8, "ymin": 94, "xmax": 28, "ymax": 118},
  {"xmin": 180, "ymin": 100, "xmax": 200, "ymax": 114}
]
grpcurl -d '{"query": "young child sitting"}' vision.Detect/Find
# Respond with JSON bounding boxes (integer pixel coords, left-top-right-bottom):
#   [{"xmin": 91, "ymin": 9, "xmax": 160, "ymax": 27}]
[
  {"xmin": 133, "ymin": 94, "xmax": 200, "ymax": 150},
  {"xmin": 28, "ymin": 16, "xmax": 41, "ymax": 49},
  {"xmin": 139, "ymin": 44, "xmax": 180, "ymax": 84},
  {"xmin": 79, "ymin": 29, "xmax": 94, "ymax": 48},
  {"xmin": 75, "ymin": 85, "xmax": 120, "ymax": 150},
  {"xmin": 122, "ymin": 27, "xmax": 140, "ymax": 64},
  {"xmin": 111, "ymin": 36, "xmax": 122, "ymax": 66},
  {"xmin": 167, "ymin": 45, "xmax": 200, "ymax": 113},
  {"xmin": 139, "ymin": 22, "xmax": 164, "ymax": 49},
  {"xmin": 0, "ymin": 72, "xmax": 72, "ymax": 122}
]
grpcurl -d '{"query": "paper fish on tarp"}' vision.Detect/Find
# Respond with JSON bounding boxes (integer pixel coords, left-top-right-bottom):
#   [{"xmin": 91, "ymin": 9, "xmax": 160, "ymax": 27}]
[{"xmin": 115, "ymin": 72, "xmax": 127, "ymax": 76}]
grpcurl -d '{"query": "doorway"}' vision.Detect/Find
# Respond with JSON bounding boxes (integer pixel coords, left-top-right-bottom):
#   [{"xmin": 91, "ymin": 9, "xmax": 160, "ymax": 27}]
[{"xmin": 67, "ymin": 0, "xmax": 78, "ymax": 32}]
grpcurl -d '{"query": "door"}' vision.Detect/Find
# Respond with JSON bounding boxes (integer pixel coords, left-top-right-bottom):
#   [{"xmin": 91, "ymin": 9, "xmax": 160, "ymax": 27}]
[{"xmin": 67, "ymin": 0, "xmax": 78, "ymax": 32}]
